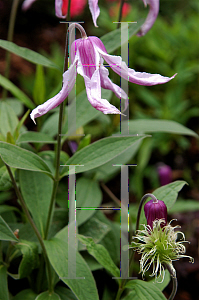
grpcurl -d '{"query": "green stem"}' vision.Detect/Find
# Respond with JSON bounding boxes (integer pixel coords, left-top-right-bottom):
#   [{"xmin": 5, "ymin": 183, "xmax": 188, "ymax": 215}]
[
  {"xmin": 136, "ymin": 193, "xmax": 158, "ymax": 231},
  {"xmin": 2, "ymin": 0, "xmax": 20, "ymax": 100},
  {"xmin": 5, "ymin": 164, "xmax": 54, "ymax": 293},
  {"xmin": 167, "ymin": 265, "xmax": 178, "ymax": 300},
  {"xmin": 44, "ymin": 5, "xmax": 72, "ymax": 240},
  {"xmin": 117, "ymin": 0, "xmax": 125, "ymax": 29}
]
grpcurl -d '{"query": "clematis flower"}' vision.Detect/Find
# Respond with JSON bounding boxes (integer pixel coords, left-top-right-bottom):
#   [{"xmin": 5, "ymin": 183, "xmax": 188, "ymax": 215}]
[
  {"xmin": 30, "ymin": 23, "xmax": 176, "ymax": 123},
  {"xmin": 55, "ymin": 0, "xmax": 100, "ymax": 27},
  {"xmin": 144, "ymin": 198, "xmax": 167, "ymax": 229},
  {"xmin": 137, "ymin": 0, "xmax": 159, "ymax": 36},
  {"xmin": 22, "ymin": 0, "xmax": 37, "ymax": 11}
]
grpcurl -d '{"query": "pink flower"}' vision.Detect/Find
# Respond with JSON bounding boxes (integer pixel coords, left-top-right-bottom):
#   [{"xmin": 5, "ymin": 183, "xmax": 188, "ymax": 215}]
[
  {"xmin": 55, "ymin": 0, "xmax": 100, "ymax": 27},
  {"xmin": 55, "ymin": 0, "xmax": 87, "ymax": 19},
  {"xmin": 30, "ymin": 24, "xmax": 176, "ymax": 123},
  {"xmin": 22, "ymin": 0, "xmax": 37, "ymax": 11},
  {"xmin": 144, "ymin": 198, "xmax": 167, "ymax": 229},
  {"xmin": 137, "ymin": 0, "xmax": 159, "ymax": 36}
]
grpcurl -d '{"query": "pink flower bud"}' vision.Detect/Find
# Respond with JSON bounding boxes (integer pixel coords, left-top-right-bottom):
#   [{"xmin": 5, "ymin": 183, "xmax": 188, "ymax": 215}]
[{"xmin": 144, "ymin": 199, "xmax": 167, "ymax": 229}]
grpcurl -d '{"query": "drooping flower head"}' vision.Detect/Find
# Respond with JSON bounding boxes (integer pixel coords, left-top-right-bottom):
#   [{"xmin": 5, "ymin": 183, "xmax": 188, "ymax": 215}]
[
  {"xmin": 55, "ymin": 0, "xmax": 100, "ymax": 27},
  {"xmin": 137, "ymin": 0, "xmax": 159, "ymax": 36},
  {"xmin": 30, "ymin": 23, "xmax": 176, "ymax": 123},
  {"xmin": 144, "ymin": 198, "xmax": 167, "ymax": 229},
  {"xmin": 131, "ymin": 219, "xmax": 194, "ymax": 282}
]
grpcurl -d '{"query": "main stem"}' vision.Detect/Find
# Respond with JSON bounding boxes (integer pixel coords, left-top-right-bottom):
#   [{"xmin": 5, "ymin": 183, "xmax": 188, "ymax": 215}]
[
  {"xmin": 2, "ymin": 0, "xmax": 20, "ymax": 100},
  {"xmin": 167, "ymin": 265, "xmax": 178, "ymax": 300},
  {"xmin": 5, "ymin": 165, "xmax": 53, "ymax": 292}
]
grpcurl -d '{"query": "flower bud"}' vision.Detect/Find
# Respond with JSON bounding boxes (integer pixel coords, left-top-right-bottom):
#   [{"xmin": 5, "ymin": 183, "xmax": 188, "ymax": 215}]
[
  {"xmin": 157, "ymin": 163, "xmax": 172, "ymax": 186},
  {"xmin": 144, "ymin": 199, "xmax": 167, "ymax": 229}
]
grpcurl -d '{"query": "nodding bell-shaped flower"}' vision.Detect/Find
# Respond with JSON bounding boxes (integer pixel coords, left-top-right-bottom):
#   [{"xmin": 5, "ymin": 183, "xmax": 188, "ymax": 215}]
[
  {"xmin": 137, "ymin": 0, "xmax": 159, "ymax": 36},
  {"xmin": 157, "ymin": 163, "xmax": 172, "ymax": 186},
  {"xmin": 55, "ymin": 0, "xmax": 100, "ymax": 27},
  {"xmin": 30, "ymin": 23, "xmax": 176, "ymax": 123},
  {"xmin": 144, "ymin": 198, "xmax": 167, "ymax": 229}
]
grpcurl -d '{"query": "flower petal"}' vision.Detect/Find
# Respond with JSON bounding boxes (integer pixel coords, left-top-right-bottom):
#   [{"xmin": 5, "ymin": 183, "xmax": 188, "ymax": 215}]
[
  {"xmin": 137, "ymin": 0, "xmax": 159, "ymax": 36},
  {"xmin": 99, "ymin": 60, "xmax": 128, "ymax": 112},
  {"xmin": 22, "ymin": 0, "xmax": 37, "ymax": 11},
  {"xmin": 88, "ymin": 0, "xmax": 100, "ymax": 27},
  {"xmin": 96, "ymin": 46, "xmax": 177, "ymax": 86},
  {"xmin": 84, "ymin": 68, "xmax": 122, "ymax": 114},
  {"xmin": 30, "ymin": 59, "xmax": 77, "ymax": 123},
  {"xmin": 55, "ymin": 0, "xmax": 66, "ymax": 18}
]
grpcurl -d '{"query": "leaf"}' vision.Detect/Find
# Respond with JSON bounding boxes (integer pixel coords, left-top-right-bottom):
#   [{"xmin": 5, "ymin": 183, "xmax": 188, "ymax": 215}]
[
  {"xmin": 17, "ymin": 131, "xmax": 56, "ymax": 144},
  {"xmin": 0, "ymin": 75, "xmax": 34, "ymax": 109},
  {"xmin": 61, "ymin": 135, "xmax": 148, "ymax": 176},
  {"xmin": 153, "ymin": 181, "xmax": 188, "ymax": 210},
  {"xmin": 150, "ymin": 269, "xmax": 170, "ymax": 292},
  {"xmin": 19, "ymin": 170, "xmax": 53, "ymax": 238},
  {"xmin": 124, "ymin": 279, "xmax": 167, "ymax": 300},
  {"xmin": 139, "ymin": 181, "xmax": 188, "ymax": 226},
  {"xmin": 44, "ymin": 238, "xmax": 99, "ymax": 300},
  {"xmin": 0, "ymin": 142, "xmax": 53, "ymax": 177},
  {"xmin": 0, "ymin": 101, "xmax": 19, "ymax": 138},
  {"xmin": 0, "ymin": 215, "xmax": 18, "ymax": 242},
  {"xmin": 0, "ymin": 265, "xmax": 9, "ymax": 300},
  {"xmin": 0, "ymin": 39, "xmax": 59, "ymax": 70},
  {"xmin": 0, "ymin": 166, "xmax": 13, "ymax": 191},
  {"xmin": 35, "ymin": 291, "xmax": 61, "ymax": 300},
  {"xmin": 169, "ymin": 199, "xmax": 199, "ymax": 213},
  {"xmin": 55, "ymin": 286, "xmax": 78, "ymax": 300},
  {"xmin": 76, "ymin": 178, "xmax": 102, "ymax": 226},
  {"xmin": 15, "ymin": 240, "xmax": 39, "ymax": 278},
  {"xmin": 101, "ymin": 20, "xmax": 144, "ymax": 53},
  {"xmin": 78, "ymin": 235, "xmax": 120, "ymax": 278},
  {"xmin": 13, "ymin": 289, "xmax": 38, "ymax": 300},
  {"xmin": 127, "ymin": 119, "xmax": 198, "ymax": 137}
]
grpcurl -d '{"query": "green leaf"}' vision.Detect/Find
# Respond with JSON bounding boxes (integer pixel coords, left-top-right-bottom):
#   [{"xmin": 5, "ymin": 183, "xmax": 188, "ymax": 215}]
[
  {"xmin": 44, "ymin": 238, "xmax": 99, "ymax": 300},
  {"xmin": 169, "ymin": 199, "xmax": 199, "ymax": 213},
  {"xmin": 77, "ymin": 134, "xmax": 91, "ymax": 152},
  {"xmin": 19, "ymin": 170, "xmax": 53, "ymax": 238},
  {"xmin": 55, "ymin": 286, "xmax": 78, "ymax": 300},
  {"xmin": 0, "ymin": 205, "xmax": 19, "ymax": 214},
  {"xmin": 128, "ymin": 119, "xmax": 198, "ymax": 137},
  {"xmin": 0, "ymin": 39, "xmax": 59, "ymax": 70},
  {"xmin": 17, "ymin": 131, "xmax": 56, "ymax": 144},
  {"xmin": 78, "ymin": 235, "xmax": 120, "ymax": 278},
  {"xmin": 61, "ymin": 135, "xmax": 148, "ymax": 176},
  {"xmin": 150, "ymin": 269, "xmax": 170, "ymax": 292},
  {"xmin": 33, "ymin": 65, "xmax": 46, "ymax": 105},
  {"xmin": 0, "ymin": 166, "xmax": 13, "ymax": 191},
  {"xmin": 76, "ymin": 178, "xmax": 102, "ymax": 226},
  {"xmin": 0, "ymin": 101, "xmax": 19, "ymax": 138},
  {"xmin": 13, "ymin": 289, "xmax": 38, "ymax": 300},
  {"xmin": 139, "ymin": 181, "xmax": 188, "ymax": 226},
  {"xmin": 0, "ymin": 265, "xmax": 9, "ymax": 300},
  {"xmin": 153, "ymin": 181, "xmax": 188, "ymax": 210},
  {"xmin": 0, "ymin": 75, "xmax": 34, "ymax": 109},
  {"xmin": 0, "ymin": 215, "xmax": 18, "ymax": 242},
  {"xmin": 101, "ymin": 20, "xmax": 144, "ymax": 53},
  {"xmin": 124, "ymin": 279, "xmax": 166, "ymax": 300},
  {"xmin": 35, "ymin": 291, "xmax": 61, "ymax": 300},
  {"xmin": 15, "ymin": 240, "xmax": 39, "ymax": 278},
  {"xmin": 0, "ymin": 142, "xmax": 53, "ymax": 177}
]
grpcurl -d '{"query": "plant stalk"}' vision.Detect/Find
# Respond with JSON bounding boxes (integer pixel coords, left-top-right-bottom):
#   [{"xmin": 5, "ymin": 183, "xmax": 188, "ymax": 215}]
[
  {"xmin": 2, "ymin": 0, "xmax": 20, "ymax": 100},
  {"xmin": 5, "ymin": 164, "xmax": 54, "ymax": 293},
  {"xmin": 167, "ymin": 264, "xmax": 178, "ymax": 300}
]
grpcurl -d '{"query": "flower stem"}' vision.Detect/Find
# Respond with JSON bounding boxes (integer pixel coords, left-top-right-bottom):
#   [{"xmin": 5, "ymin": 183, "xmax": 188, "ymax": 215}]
[
  {"xmin": 2, "ymin": 0, "xmax": 20, "ymax": 100},
  {"xmin": 5, "ymin": 164, "xmax": 54, "ymax": 293},
  {"xmin": 117, "ymin": 0, "xmax": 125, "ymax": 29},
  {"xmin": 167, "ymin": 264, "xmax": 178, "ymax": 300},
  {"xmin": 44, "ymin": 7, "xmax": 73, "ymax": 240}
]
